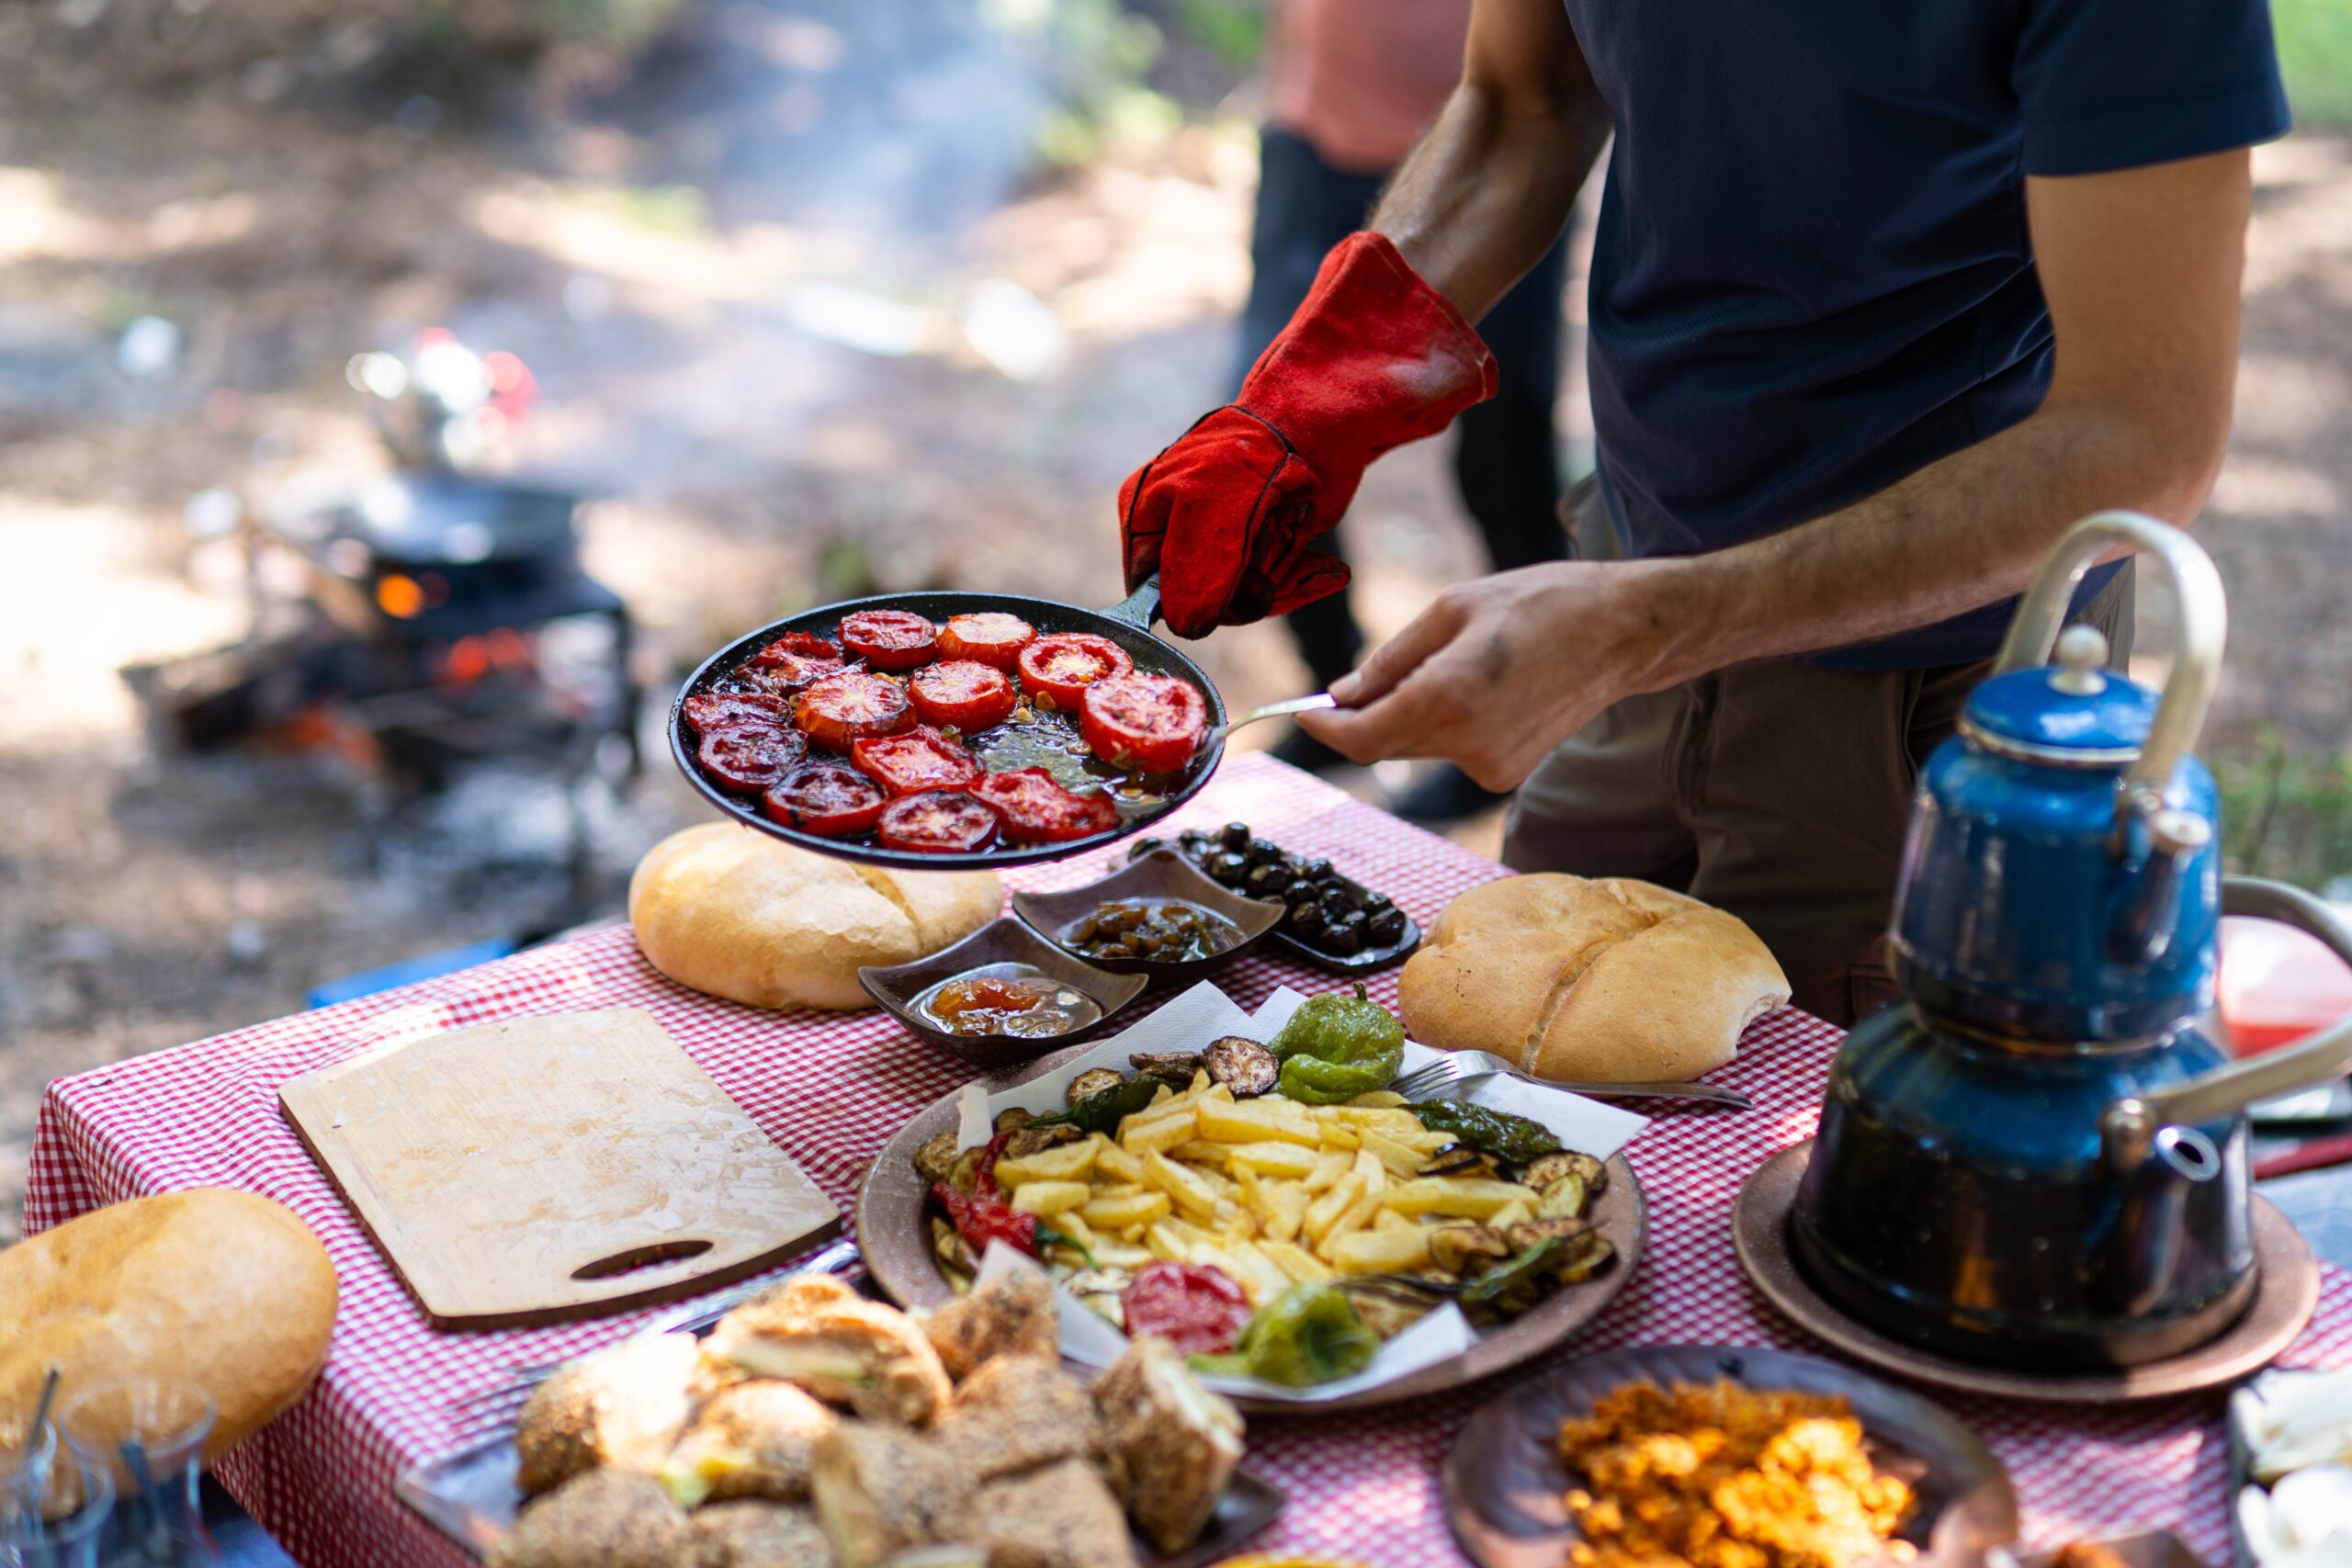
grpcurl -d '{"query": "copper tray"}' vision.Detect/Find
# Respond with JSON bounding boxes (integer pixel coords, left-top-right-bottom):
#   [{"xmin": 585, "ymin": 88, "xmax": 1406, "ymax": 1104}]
[
  {"xmin": 854, "ymin": 1043, "xmax": 1648, "ymax": 1415},
  {"xmin": 1442, "ymin": 1342, "xmax": 2018, "ymax": 1568},
  {"xmin": 1735, "ymin": 1141, "xmax": 2319, "ymax": 1403}
]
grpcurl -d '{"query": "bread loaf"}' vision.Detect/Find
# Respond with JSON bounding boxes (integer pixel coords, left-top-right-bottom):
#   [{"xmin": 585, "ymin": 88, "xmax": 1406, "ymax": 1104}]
[
  {"xmin": 629, "ymin": 824, "xmax": 1001, "ymax": 1011},
  {"xmin": 0, "ymin": 1189, "xmax": 338, "ymax": 1463},
  {"xmin": 1398, "ymin": 874, "xmax": 1789, "ymax": 1083}
]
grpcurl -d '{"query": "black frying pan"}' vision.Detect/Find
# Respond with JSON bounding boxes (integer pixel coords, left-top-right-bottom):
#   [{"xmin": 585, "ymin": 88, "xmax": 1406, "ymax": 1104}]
[{"xmin": 667, "ymin": 577, "xmax": 1229, "ymax": 871}]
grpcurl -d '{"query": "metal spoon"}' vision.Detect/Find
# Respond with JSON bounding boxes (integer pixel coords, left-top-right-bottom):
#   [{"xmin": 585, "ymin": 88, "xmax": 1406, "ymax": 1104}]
[{"xmin": 1203, "ymin": 692, "xmax": 1337, "ymax": 752}]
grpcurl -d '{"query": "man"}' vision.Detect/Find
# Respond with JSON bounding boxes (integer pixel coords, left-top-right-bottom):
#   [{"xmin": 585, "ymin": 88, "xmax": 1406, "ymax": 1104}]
[
  {"xmin": 1119, "ymin": 0, "xmax": 2286, "ymax": 1025},
  {"xmin": 1240, "ymin": 0, "xmax": 1570, "ymax": 825}
]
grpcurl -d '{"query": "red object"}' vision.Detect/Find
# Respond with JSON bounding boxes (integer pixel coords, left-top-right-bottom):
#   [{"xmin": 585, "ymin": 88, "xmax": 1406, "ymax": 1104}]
[
  {"xmin": 1118, "ymin": 231, "xmax": 1496, "ymax": 637},
  {"xmin": 969, "ymin": 767, "xmax": 1121, "ymax": 843},
  {"xmin": 839, "ymin": 610, "xmax": 939, "ymax": 672},
  {"xmin": 876, "ymin": 791, "xmax": 1001, "ymax": 854},
  {"xmin": 937, "ymin": 612, "xmax": 1036, "ymax": 671},
  {"xmin": 851, "ymin": 727, "xmax": 983, "ymax": 796},
  {"xmin": 751, "ymin": 633, "xmax": 855, "ymax": 691},
  {"xmin": 1122, "ymin": 1261, "xmax": 1254, "ymax": 1354},
  {"xmin": 796, "ymin": 671, "xmax": 916, "ymax": 752},
  {"xmin": 933, "ymin": 1180, "xmax": 1043, "ymax": 1258},
  {"xmin": 695, "ymin": 724, "xmax": 806, "ymax": 793},
  {"xmin": 909, "ymin": 660, "xmax": 1019, "ymax": 731},
  {"xmin": 28, "ymin": 757, "xmax": 2334, "ymax": 1568},
  {"xmin": 1018, "ymin": 633, "xmax": 1135, "ymax": 711},
  {"xmin": 681, "ymin": 690, "xmax": 789, "ymax": 738},
  {"xmin": 2255, "ymin": 1132, "xmax": 2352, "ymax": 1182},
  {"xmin": 1080, "ymin": 673, "xmax": 1207, "ymax": 773},
  {"xmin": 2219, "ymin": 912, "xmax": 2352, "ymax": 1054},
  {"xmin": 761, "ymin": 761, "xmax": 887, "ymax": 836}
]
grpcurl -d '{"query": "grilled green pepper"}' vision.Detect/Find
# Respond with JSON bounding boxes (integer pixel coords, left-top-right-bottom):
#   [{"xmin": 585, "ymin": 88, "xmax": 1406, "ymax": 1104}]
[
  {"xmin": 1190, "ymin": 1281, "xmax": 1380, "ymax": 1387},
  {"xmin": 1409, "ymin": 1100, "xmax": 1564, "ymax": 1168},
  {"xmin": 1267, "ymin": 984, "xmax": 1405, "ymax": 1104},
  {"xmin": 1029, "ymin": 1074, "xmax": 1162, "ymax": 1134},
  {"xmin": 1457, "ymin": 1237, "xmax": 1566, "ymax": 1310}
]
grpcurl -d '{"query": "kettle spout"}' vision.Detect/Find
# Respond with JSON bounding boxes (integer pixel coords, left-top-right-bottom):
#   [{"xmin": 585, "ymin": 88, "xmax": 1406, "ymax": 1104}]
[{"xmin": 2107, "ymin": 806, "xmax": 2214, "ymax": 966}]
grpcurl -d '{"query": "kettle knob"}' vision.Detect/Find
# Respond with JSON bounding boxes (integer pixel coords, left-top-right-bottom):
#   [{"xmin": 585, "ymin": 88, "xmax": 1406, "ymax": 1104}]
[{"xmin": 2051, "ymin": 626, "xmax": 2109, "ymax": 695}]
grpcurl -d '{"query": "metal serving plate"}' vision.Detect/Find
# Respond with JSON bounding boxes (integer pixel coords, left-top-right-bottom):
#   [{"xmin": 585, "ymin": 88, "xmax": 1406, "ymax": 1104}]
[{"xmin": 397, "ymin": 1438, "xmax": 1283, "ymax": 1566}]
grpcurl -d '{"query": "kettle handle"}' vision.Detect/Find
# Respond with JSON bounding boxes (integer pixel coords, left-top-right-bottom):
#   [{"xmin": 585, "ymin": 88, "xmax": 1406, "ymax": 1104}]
[
  {"xmin": 1993, "ymin": 510, "xmax": 2227, "ymax": 820},
  {"xmin": 2102, "ymin": 877, "xmax": 2352, "ymax": 1168}
]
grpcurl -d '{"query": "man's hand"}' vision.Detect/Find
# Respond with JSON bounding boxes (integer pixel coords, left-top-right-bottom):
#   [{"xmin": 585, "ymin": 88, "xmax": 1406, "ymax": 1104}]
[
  {"xmin": 1306, "ymin": 147, "xmax": 2254, "ymax": 783},
  {"xmin": 1300, "ymin": 558, "xmax": 1682, "ymax": 790}
]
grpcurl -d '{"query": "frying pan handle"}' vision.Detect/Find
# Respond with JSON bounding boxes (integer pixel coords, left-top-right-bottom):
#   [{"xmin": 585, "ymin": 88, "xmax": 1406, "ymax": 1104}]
[{"xmin": 1102, "ymin": 573, "xmax": 1163, "ymax": 631}]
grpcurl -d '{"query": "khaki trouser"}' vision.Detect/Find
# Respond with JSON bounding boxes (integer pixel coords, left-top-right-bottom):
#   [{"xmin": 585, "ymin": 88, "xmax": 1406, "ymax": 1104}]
[{"xmin": 1502, "ymin": 478, "xmax": 2136, "ymax": 1026}]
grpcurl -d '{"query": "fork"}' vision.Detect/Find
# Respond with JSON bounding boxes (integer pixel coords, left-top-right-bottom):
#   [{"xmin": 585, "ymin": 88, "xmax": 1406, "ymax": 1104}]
[
  {"xmin": 447, "ymin": 1236, "xmax": 861, "ymax": 1445},
  {"xmin": 1390, "ymin": 1049, "xmax": 1752, "ymax": 1111}
]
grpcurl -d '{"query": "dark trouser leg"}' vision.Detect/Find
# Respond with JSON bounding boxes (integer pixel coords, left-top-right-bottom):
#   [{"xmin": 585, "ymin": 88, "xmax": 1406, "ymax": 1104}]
[
  {"xmin": 1452, "ymin": 234, "xmax": 1568, "ymax": 573},
  {"xmin": 1240, "ymin": 129, "xmax": 1387, "ymax": 690}
]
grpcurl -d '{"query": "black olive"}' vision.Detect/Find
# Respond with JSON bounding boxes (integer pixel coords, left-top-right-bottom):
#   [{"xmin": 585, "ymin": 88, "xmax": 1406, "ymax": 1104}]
[
  {"xmin": 1290, "ymin": 905, "xmax": 1328, "ymax": 940},
  {"xmin": 1249, "ymin": 837, "xmax": 1283, "ymax": 863},
  {"xmin": 1296, "ymin": 858, "xmax": 1333, "ymax": 881},
  {"xmin": 1220, "ymin": 822, "xmax": 1251, "ymax": 850},
  {"xmin": 1131, "ymin": 838, "xmax": 1164, "ymax": 860},
  {"xmin": 1247, "ymin": 862, "xmax": 1293, "ymax": 895},
  {"xmin": 1211, "ymin": 851, "xmax": 1250, "ymax": 884},
  {"xmin": 1369, "ymin": 908, "xmax": 1408, "ymax": 945},
  {"xmin": 1179, "ymin": 828, "xmax": 1207, "ymax": 849},
  {"xmin": 1363, "ymin": 891, "xmax": 1394, "ymax": 913},
  {"xmin": 1321, "ymin": 918, "xmax": 1365, "ymax": 956},
  {"xmin": 1321, "ymin": 892, "xmax": 1353, "ymax": 924},
  {"xmin": 1283, "ymin": 880, "xmax": 1318, "ymax": 907}
]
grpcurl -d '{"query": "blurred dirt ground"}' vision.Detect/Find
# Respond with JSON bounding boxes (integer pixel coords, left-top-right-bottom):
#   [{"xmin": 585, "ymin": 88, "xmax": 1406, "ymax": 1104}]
[{"xmin": 3, "ymin": 6, "xmax": 2350, "ymax": 1237}]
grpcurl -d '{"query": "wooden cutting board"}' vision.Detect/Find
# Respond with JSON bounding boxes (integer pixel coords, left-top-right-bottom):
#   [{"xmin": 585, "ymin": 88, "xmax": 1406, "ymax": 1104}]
[{"xmin": 281, "ymin": 1008, "xmax": 840, "ymax": 1330}]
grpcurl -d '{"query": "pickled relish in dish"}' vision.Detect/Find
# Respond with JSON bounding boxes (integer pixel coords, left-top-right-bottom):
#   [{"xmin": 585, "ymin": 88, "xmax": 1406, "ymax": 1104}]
[{"xmin": 914, "ymin": 964, "xmax": 1102, "ymax": 1039}]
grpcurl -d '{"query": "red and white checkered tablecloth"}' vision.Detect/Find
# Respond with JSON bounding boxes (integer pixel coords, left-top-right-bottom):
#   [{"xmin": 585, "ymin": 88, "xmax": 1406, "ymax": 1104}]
[{"xmin": 24, "ymin": 752, "xmax": 2351, "ymax": 1568}]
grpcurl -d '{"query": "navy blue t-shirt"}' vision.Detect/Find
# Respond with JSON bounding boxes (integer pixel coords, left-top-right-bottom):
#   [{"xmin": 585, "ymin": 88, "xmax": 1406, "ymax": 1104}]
[{"xmin": 1564, "ymin": 0, "xmax": 2289, "ymax": 668}]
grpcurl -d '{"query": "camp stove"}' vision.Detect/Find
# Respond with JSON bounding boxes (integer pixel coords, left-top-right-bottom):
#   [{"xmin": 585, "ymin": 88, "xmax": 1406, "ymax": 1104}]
[{"xmin": 128, "ymin": 333, "xmax": 639, "ymax": 798}]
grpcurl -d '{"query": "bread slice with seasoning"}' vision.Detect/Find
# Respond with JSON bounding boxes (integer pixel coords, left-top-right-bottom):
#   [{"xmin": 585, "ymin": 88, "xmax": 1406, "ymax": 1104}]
[
  {"xmin": 1398, "ymin": 874, "xmax": 1789, "ymax": 1083},
  {"xmin": 1091, "ymin": 1337, "xmax": 1243, "ymax": 1555},
  {"xmin": 490, "ymin": 1469, "xmax": 698, "ymax": 1568},
  {"xmin": 514, "ymin": 1332, "xmax": 700, "ymax": 1497}
]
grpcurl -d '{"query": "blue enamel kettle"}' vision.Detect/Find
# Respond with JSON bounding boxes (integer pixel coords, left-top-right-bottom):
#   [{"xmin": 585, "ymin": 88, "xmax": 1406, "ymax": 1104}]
[{"xmin": 1792, "ymin": 512, "xmax": 2352, "ymax": 1369}]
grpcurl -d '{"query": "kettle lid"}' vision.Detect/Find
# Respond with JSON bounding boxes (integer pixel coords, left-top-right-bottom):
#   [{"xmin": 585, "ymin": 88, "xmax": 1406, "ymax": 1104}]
[{"xmin": 1963, "ymin": 626, "xmax": 2158, "ymax": 764}]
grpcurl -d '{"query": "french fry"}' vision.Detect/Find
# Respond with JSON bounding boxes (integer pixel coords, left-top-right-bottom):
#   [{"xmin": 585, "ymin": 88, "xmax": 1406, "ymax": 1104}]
[
  {"xmin": 1330, "ymin": 1107, "xmax": 1430, "ymax": 1137},
  {"xmin": 1117, "ymin": 1224, "xmax": 1147, "ymax": 1245},
  {"xmin": 1302, "ymin": 1148, "xmax": 1351, "ymax": 1194},
  {"xmin": 1196, "ymin": 1096, "xmax": 1321, "ymax": 1148},
  {"xmin": 1008, "ymin": 1180, "xmax": 1091, "ymax": 1217},
  {"xmin": 1360, "ymin": 1130, "xmax": 1427, "ymax": 1181},
  {"xmin": 993, "ymin": 1137, "xmax": 1102, "ymax": 1186},
  {"xmin": 1054, "ymin": 1211, "xmax": 1097, "ymax": 1247},
  {"xmin": 1169, "ymin": 1139, "xmax": 1234, "ymax": 1171},
  {"xmin": 1225, "ymin": 1142, "xmax": 1320, "ymax": 1180},
  {"xmin": 1193, "ymin": 1239, "xmax": 1291, "ymax": 1305},
  {"xmin": 1380, "ymin": 1178, "xmax": 1532, "ymax": 1221},
  {"xmin": 1328, "ymin": 1226, "xmax": 1435, "ymax": 1275},
  {"xmin": 1316, "ymin": 1153, "xmax": 1391, "ymax": 1258},
  {"xmin": 1346, "ymin": 1090, "xmax": 1410, "ymax": 1109},
  {"xmin": 1488, "ymin": 1198, "xmax": 1535, "ymax": 1231},
  {"xmin": 1120, "ymin": 1108, "xmax": 1199, "ymax": 1157},
  {"xmin": 1303, "ymin": 1167, "xmax": 1366, "ymax": 1247},
  {"xmin": 1373, "ymin": 1207, "xmax": 1420, "ymax": 1235},
  {"xmin": 1235, "ymin": 1166, "xmax": 1310, "ymax": 1244},
  {"xmin": 1092, "ymin": 1141, "xmax": 1146, "ymax": 1185},
  {"xmin": 1146, "ymin": 1216, "xmax": 1218, "ymax": 1264},
  {"xmin": 1317, "ymin": 1122, "xmax": 1363, "ymax": 1152},
  {"xmin": 1090, "ymin": 1238, "xmax": 1154, "ymax": 1269},
  {"xmin": 1258, "ymin": 1238, "xmax": 1337, "ymax": 1285},
  {"xmin": 1142, "ymin": 1149, "xmax": 1223, "ymax": 1220},
  {"xmin": 1080, "ymin": 1189, "xmax": 1172, "ymax": 1231}
]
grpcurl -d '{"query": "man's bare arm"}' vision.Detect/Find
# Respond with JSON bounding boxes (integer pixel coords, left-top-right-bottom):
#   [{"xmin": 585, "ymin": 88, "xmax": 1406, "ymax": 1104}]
[
  {"xmin": 1306, "ymin": 149, "xmax": 2252, "ymax": 786},
  {"xmin": 1372, "ymin": 0, "xmax": 1613, "ymax": 321},
  {"xmin": 1640, "ymin": 149, "xmax": 2251, "ymax": 682}
]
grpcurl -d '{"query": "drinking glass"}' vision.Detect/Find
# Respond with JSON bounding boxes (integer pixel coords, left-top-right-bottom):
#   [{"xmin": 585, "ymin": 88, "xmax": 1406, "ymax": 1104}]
[
  {"xmin": 58, "ymin": 1382, "xmax": 218, "ymax": 1568},
  {"xmin": 2, "ymin": 1423, "xmax": 115, "ymax": 1568}
]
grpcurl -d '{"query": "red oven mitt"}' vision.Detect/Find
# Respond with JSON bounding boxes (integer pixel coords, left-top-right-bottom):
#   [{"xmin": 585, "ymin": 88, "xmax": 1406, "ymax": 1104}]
[{"xmin": 1120, "ymin": 231, "xmax": 1497, "ymax": 637}]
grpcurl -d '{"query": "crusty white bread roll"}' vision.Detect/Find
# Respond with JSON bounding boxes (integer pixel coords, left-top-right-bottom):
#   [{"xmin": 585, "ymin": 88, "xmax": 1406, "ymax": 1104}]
[
  {"xmin": 1398, "ymin": 874, "xmax": 1789, "ymax": 1083},
  {"xmin": 0, "ymin": 1190, "xmax": 338, "ymax": 1464},
  {"xmin": 628, "ymin": 824, "xmax": 1001, "ymax": 1011}
]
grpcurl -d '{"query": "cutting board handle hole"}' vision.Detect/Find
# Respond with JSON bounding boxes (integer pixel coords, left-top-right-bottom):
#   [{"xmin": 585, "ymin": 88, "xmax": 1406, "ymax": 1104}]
[{"xmin": 572, "ymin": 1239, "xmax": 714, "ymax": 1280}]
